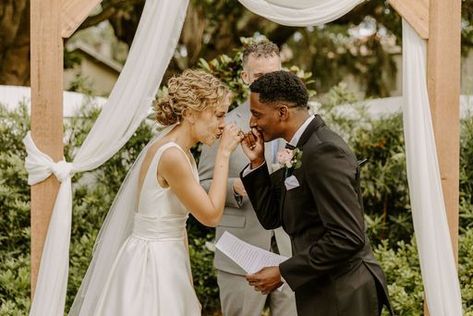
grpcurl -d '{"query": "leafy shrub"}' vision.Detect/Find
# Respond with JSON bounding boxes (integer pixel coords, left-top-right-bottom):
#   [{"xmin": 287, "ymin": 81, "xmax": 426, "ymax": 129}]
[
  {"xmin": 460, "ymin": 116, "xmax": 473, "ymax": 232},
  {"xmin": 374, "ymin": 238, "xmax": 424, "ymax": 315},
  {"xmin": 459, "ymin": 228, "xmax": 473, "ymax": 313},
  {"xmin": 374, "ymin": 225, "xmax": 473, "ymax": 315},
  {"xmin": 0, "ymin": 103, "xmax": 31, "ymax": 315},
  {"xmin": 1, "ymin": 76, "xmax": 473, "ymax": 315}
]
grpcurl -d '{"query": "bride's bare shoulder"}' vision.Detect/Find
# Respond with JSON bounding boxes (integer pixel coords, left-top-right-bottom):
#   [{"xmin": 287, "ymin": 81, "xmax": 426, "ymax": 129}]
[
  {"xmin": 145, "ymin": 139, "xmax": 172, "ymax": 159},
  {"xmin": 138, "ymin": 140, "xmax": 189, "ymax": 189},
  {"xmin": 158, "ymin": 145, "xmax": 189, "ymax": 171},
  {"xmin": 139, "ymin": 140, "xmax": 182, "ymax": 175}
]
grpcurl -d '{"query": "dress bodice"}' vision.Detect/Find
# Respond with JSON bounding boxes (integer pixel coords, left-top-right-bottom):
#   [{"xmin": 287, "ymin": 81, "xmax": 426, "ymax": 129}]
[
  {"xmin": 81, "ymin": 142, "xmax": 202, "ymax": 316},
  {"xmin": 133, "ymin": 142, "xmax": 198, "ymax": 240}
]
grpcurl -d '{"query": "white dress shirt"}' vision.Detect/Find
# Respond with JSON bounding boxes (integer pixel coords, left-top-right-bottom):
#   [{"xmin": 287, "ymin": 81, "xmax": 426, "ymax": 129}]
[{"xmin": 287, "ymin": 115, "xmax": 315, "ymax": 147}]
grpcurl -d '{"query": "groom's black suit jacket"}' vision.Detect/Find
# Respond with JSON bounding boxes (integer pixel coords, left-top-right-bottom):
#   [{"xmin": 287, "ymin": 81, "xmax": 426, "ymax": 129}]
[{"xmin": 241, "ymin": 115, "xmax": 392, "ymax": 316}]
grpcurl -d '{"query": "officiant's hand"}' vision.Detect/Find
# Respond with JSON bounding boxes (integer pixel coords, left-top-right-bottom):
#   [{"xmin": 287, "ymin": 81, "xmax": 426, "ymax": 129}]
[
  {"xmin": 241, "ymin": 128, "xmax": 265, "ymax": 168},
  {"xmin": 246, "ymin": 266, "xmax": 283, "ymax": 295},
  {"xmin": 233, "ymin": 178, "xmax": 247, "ymax": 197}
]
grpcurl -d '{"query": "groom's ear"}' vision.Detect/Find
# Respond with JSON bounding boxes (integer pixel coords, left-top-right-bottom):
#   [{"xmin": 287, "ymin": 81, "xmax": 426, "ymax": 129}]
[{"xmin": 278, "ymin": 105, "xmax": 289, "ymax": 120}]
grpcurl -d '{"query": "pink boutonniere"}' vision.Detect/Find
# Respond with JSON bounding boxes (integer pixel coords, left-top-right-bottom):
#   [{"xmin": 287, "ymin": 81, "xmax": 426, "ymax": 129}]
[{"xmin": 277, "ymin": 148, "xmax": 303, "ymax": 170}]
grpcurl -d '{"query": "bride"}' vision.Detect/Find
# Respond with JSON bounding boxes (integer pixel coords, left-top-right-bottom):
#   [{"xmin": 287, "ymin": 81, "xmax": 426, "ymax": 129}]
[{"xmin": 69, "ymin": 69, "xmax": 243, "ymax": 315}]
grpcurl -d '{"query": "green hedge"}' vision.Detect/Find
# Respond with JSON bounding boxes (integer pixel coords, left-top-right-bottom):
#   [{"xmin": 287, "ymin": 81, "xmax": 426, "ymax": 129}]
[{"xmin": 1, "ymin": 98, "xmax": 473, "ymax": 315}]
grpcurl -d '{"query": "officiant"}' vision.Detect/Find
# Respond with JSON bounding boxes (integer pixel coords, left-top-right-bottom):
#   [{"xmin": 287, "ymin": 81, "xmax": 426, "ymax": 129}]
[{"xmin": 198, "ymin": 41, "xmax": 297, "ymax": 316}]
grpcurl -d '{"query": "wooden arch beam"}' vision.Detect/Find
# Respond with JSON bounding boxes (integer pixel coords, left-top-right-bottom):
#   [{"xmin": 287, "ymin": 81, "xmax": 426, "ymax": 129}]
[
  {"xmin": 388, "ymin": 0, "xmax": 429, "ymax": 39},
  {"xmin": 62, "ymin": 0, "xmax": 103, "ymax": 38}
]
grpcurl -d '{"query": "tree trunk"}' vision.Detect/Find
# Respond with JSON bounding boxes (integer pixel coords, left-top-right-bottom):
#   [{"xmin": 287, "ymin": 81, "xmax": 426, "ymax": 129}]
[{"xmin": 0, "ymin": 0, "xmax": 30, "ymax": 85}]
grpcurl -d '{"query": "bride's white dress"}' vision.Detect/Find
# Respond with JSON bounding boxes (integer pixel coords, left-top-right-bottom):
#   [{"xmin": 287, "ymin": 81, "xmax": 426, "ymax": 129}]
[{"xmin": 93, "ymin": 142, "xmax": 201, "ymax": 315}]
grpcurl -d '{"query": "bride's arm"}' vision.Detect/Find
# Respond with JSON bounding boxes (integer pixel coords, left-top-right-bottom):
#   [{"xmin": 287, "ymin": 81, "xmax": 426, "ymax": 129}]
[{"xmin": 159, "ymin": 126, "xmax": 241, "ymax": 227}]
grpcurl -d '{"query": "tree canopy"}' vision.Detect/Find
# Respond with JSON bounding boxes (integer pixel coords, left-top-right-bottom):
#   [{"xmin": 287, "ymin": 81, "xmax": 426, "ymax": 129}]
[{"xmin": 1, "ymin": 0, "xmax": 472, "ymax": 96}]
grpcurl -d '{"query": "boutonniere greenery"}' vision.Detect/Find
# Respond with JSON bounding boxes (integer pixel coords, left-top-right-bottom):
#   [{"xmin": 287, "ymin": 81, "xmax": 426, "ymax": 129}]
[{"xmin": 277, "ymin": 147, "xmax": 303, "ymax": 170}]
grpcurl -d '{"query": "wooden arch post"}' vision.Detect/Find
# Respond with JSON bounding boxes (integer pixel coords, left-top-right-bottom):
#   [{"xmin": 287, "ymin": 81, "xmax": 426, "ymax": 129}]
[
  {"xmin": 389, "ymin": 0, "xmax": 462, "ymax": 314},
  {"xmin": 30, "ymin": 0, "xmax": 64, "ymax": 296},
  {"xmin": 389, "ymin": 0, "xmax": 462, "ymax": 263},
  {"xmin": 30, "ymin": 0, "xmax": 102, "ymax": 296}
]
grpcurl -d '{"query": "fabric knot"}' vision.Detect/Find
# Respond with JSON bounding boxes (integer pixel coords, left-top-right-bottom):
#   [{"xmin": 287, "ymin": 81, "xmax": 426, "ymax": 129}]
[
  {"xmin": 50, "ymin": 160, "xmax": 74, "ymax": 183},
  {"xmin": 23, "ymin": 132, "xmax": 76, "ymax": 185}
]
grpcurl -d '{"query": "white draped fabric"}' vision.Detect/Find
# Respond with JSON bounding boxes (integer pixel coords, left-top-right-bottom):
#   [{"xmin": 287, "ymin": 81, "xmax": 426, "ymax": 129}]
[
  {"xmin": 401, "ymin": 20, "xmax": 463, "ymax": 315},
  {"xmin": 236, "ymin": 1, "xmax": 462, "ymax": 315},
  {"xmin": 25, "ymin": 0, "xmax": 189, "ymax": 315},
  {"xmin": 238, "ymin": 0, "xmax": 364, "ymax": 26}
]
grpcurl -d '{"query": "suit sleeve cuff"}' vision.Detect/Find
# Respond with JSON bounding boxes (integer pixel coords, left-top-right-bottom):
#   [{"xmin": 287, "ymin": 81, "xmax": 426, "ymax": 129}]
[
  {"xmin": 281, "ymin": 275, "xmax": 287, "ymax": 284},
  {"xmin": 277, "ymin": 269, "xmax": 287, "ymax": 292},
  {"xmin": 279, "ymin": 261, "xmax": 296, "ymax": 291},
  {"xmin": 242, "ymin": 161, "xmax": 266, "ymax": 177}
]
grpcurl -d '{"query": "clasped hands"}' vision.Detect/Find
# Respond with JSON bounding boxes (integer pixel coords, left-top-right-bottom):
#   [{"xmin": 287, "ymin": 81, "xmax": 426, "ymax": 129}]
[
  {"xmin": 239, "ymin": 128, "xmax": 266, "ymax": 168},
  {"xmin": 246, "ymin": 266, "xmax": 283, "ymax": 295},
  {"xmin": 222, "ymin": 123, "xmax": 265, "ymax": 167},
  {"xmin": 238, "ymin": 128, "xmax": 261, "ymax": 151}
]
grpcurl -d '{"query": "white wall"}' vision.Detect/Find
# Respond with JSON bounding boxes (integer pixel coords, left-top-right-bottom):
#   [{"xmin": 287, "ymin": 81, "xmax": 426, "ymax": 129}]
[{"xmin": 0, "ymin": 85, "xmax": 106, "ymax": 117}]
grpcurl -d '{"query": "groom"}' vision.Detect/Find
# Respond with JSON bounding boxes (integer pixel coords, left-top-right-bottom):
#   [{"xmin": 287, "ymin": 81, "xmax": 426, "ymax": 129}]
[{"xmin": 240, "ymin": 71, "xmax": 392, "ymax": 316}]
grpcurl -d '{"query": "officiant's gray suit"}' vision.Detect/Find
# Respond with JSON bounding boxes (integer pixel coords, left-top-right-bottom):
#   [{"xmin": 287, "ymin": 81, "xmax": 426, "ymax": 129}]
[{"xmin": 199, "ymin": 101, "xmax": 296, "ymax": 316}]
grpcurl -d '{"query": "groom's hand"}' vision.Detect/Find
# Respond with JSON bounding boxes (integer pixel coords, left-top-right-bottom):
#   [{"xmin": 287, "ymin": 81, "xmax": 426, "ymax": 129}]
[
  {"xmin": 241, "ymin": 128, "xmax": 265, "ymax": 168},
  {"xmin": 246, "ymin": 266, "xmax": 283, "ymax": 295}
]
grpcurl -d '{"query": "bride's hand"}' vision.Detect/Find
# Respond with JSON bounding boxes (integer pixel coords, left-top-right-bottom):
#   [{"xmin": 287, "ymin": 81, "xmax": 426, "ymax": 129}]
[{"xmin": 218, "ymin": 123, "xmax": 244, "ymax": 156}]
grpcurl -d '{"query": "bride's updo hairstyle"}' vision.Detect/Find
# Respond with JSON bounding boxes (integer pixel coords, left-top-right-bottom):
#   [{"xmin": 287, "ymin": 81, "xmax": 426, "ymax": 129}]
[{"xmin": 154, "ymin": 69, "xmax": 230, "ymax": 126}]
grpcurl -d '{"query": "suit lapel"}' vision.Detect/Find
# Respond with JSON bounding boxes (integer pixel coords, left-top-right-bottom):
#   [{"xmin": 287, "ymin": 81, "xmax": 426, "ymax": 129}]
[
  {"xmin": 282, "ymin": 115, "xmax": 325, "ymax": 179},
  {"xmin": 295, "ymin": 114, "xmax": 325, "ymax": 149},
  {"xmin": 281, "ymin": 115, "xmax": 325, "ymax": 223}
]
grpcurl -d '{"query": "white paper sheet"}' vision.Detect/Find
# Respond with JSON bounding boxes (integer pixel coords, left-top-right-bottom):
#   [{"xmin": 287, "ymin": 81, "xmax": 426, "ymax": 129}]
[{"xmin": 215, "ymin": 231, "xmax": 288, "ymax": 274}]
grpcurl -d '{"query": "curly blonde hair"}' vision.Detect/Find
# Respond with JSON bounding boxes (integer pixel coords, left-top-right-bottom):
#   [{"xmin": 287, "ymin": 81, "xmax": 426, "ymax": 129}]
[{"xmin": 154, "ymin": 69, "xmax": 230, "ymax": 126}]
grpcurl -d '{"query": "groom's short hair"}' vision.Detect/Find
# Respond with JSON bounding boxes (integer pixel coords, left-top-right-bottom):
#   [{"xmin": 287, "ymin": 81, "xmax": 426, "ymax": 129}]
[{"xmin": 250, "ymin": 71, "xmax": 308, "ymax": 108}]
